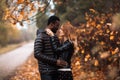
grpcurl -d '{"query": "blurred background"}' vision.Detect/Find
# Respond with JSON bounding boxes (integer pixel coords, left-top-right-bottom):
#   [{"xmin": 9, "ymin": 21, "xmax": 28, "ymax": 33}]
[{"xmin": 0, "ymin": 0, "xmax": 120, "ymax": 80}]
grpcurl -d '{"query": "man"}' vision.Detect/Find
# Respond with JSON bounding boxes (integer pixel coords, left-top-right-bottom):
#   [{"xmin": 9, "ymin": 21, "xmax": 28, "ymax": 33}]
[{"xmin": 34, "ymin": 15, "xmax": 73, "ymax": 80}]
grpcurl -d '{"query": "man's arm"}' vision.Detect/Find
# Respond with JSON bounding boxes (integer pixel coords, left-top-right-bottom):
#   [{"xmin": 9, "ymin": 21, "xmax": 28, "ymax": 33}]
[
  {"xmin": 34, "ymin": 33, "xmax": 57, "ymax": 65},
  {"xmin": 34, "ymin": 33, "xmax": 67, "ymax": 66}
]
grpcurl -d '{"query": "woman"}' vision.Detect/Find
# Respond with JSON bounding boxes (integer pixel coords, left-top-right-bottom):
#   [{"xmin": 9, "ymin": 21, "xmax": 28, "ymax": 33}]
[
  {"xmin": 57, "ymin": 39, "xmax": 74, "ymax": 80},
  {"xmin": 46, "ymin": 22, "xmax": 75, "ymax": 80},
  {"xmin": 56, "ymin": 23, "xmax": 75, "ymax": 80}
]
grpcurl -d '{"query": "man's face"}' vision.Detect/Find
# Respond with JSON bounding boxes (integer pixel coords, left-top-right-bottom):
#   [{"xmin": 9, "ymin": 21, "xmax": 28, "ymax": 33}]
[{"xmin": 51, "ymin": 20, "xmax": 60, "ymax": 33}]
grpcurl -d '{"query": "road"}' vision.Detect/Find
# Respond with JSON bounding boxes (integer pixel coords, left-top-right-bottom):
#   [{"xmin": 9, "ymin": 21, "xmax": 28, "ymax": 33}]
[{"xmin": 0, "ymin": 42, "xmax": 34, "ymax": 80}]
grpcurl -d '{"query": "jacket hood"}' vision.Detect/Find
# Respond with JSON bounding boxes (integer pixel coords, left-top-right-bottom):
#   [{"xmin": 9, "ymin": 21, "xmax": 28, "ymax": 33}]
[{"xmin": 36, "ymin": 29, "xmax": 46, "ymax": 35}]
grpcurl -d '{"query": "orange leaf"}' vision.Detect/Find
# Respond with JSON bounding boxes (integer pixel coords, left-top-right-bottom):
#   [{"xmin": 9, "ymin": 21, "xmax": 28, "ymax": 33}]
[
  {"xmin": 94, "ymin": 60, "xmax": 99, "ymax": 66},
  {"xmin": 17, "ymin": 0, "xmax": 24, "ymax": 4},
  {"xmin": 17, "ymin": 14, "xmax": 23, "ymax": 21},
  {"xmin": 20, "ymin": 10, "xmax": 24, "ymax": 16},
  {"xmin": 110, "ymin": 36, "xmax": 114, "ymax": 40}
]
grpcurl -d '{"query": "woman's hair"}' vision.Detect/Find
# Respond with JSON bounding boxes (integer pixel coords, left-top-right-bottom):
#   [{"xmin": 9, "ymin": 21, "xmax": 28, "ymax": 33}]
[
  {"xmin": 58, "ymin": 22, "xmax": 76, "ymax": 40},
  {"xmin": 57, "ymin": 22, "xmax": 79, "ymax": 54}
]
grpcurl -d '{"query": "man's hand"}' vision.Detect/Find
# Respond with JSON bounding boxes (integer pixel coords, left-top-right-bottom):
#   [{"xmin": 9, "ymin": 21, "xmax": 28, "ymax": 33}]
[
  {"xmin": 57, "ymin": 59, "xmax": 68, "ymax": 67},
  {"xmin": 45, "ymin": 28, "xmax": 54, "ymax": 36}
]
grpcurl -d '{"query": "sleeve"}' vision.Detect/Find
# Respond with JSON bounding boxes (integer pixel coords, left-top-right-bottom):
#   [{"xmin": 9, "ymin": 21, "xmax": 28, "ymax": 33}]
[
  {"xmin": 34, "ymin": 33, "xmax": 57, "ymax": 65},
  {"xmin": 50, "ymin": 36, "xmax": 74, "ymax": 53}
]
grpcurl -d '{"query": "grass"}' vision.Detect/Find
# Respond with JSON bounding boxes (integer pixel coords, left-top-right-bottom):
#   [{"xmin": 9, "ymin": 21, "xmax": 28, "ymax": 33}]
[{"xmin": 0, "ymin": 42, "xmax": 25, "ymax": 55}]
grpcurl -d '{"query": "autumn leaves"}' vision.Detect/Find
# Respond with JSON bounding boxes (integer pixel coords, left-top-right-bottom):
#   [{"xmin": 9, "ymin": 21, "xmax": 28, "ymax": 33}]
[{"xmin": 3, "ymin": 0, "xmax": 50, "ymax": 26}]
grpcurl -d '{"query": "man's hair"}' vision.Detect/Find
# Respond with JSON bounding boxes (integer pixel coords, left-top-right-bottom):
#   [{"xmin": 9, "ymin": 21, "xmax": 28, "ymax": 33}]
[{"xmin": 47, "ymin": 15, "xmax": 60, "ymax": 25}]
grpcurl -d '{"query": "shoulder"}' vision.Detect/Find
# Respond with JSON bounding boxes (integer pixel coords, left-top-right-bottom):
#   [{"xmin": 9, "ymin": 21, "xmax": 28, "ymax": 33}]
[{"xmin": 36, "ymin": 29, "xmax": 46, "ymax": 37}]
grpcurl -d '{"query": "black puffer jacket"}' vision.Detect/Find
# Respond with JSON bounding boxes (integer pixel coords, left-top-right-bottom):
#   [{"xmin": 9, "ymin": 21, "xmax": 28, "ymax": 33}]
[{"xmin": 34, "ymin": 29, "xmax": 72, "ymax": 73}]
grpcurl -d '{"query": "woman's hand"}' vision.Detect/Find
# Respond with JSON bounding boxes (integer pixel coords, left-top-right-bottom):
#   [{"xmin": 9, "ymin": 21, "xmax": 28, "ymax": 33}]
[
  {"xmin": 45, "ymin": 28, "xmax": 54, "ymax": 36},
  {"xmin": 57, "ymin": 59, "xmax": 68, "ymax": 67}
]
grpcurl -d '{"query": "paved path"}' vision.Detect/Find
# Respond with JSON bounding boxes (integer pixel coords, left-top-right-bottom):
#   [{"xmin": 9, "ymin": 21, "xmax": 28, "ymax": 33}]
[{"xmin": 0, "ymin": 42, "xmax": 34, "ymax": 80}]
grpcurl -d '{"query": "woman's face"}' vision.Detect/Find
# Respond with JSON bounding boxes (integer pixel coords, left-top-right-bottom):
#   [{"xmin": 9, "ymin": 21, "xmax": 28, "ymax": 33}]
[{"xmin": 57, "ymin": 28, "xmax": 65, "ymax": 40}]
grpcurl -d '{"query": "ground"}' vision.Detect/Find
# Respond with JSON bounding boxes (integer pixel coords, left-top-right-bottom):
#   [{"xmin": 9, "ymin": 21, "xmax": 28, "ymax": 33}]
[
  {"xmin": 8, "ymin": 55, "xmax": 108, "ymax": 80},
  {"xmin": 9, "ymin": 55, "xmax": 40, "ymax": 80}
]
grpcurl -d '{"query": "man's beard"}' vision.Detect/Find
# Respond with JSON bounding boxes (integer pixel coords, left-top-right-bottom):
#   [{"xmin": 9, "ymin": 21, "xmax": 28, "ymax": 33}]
[{"xmin": 51, "ymin": 27, "xmax": 58, "ymax": 33}]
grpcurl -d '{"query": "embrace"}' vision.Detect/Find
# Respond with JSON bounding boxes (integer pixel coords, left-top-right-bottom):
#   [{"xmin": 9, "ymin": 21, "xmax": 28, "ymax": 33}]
[{"xmin": 34, "ymin": 16, "xmax": 74, "ymax": 80}]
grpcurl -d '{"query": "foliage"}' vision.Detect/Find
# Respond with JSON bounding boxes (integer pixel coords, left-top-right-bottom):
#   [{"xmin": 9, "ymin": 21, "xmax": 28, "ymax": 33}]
[
  {"xmin": 0, "ymin": 23, "xmax": 9, "ymax": 46},
  {"xmin": 9, "ymin": 55, "xmax": 40, "ymax": 80},
  {"xmin": 0, "ymin": 0, "xmax": 7, "ymax": 21},
  {"xmin": 3, "ymin": 0, "xmax": 120, "ymax": 27},
  {"xmin": 36, "ymin": 13, "xmax": 48, "ymax": 29},
  {"xmin": 3, "ymin": 0, "xmax": 51, "ymax": 26},
  {"xmin": 0, "ymin": 23, "xmax": 20, "ymax": 46},
  {"xmin": 56, "ymin": 13, "xmax": 120, "ymax": 79},
  {"xmin": 53, "ymin": 0, "xmax": 120, "ymax": 26}
]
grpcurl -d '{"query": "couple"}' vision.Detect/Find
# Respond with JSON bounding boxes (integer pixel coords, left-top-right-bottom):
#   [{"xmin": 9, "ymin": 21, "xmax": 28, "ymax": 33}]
[{"xmin": 34, "ymin": 16, "xmax": 74, "ymax": 80}]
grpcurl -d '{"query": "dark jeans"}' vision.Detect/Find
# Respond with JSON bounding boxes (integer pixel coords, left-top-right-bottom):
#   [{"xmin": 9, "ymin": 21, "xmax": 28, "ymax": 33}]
[
  {"xmin": 40, "ymin": 71, "xmax": 59, "ymax": 80},
  {"xmin": 57, "ymin": 71, "xmax": 73, "ymax": 80}
]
